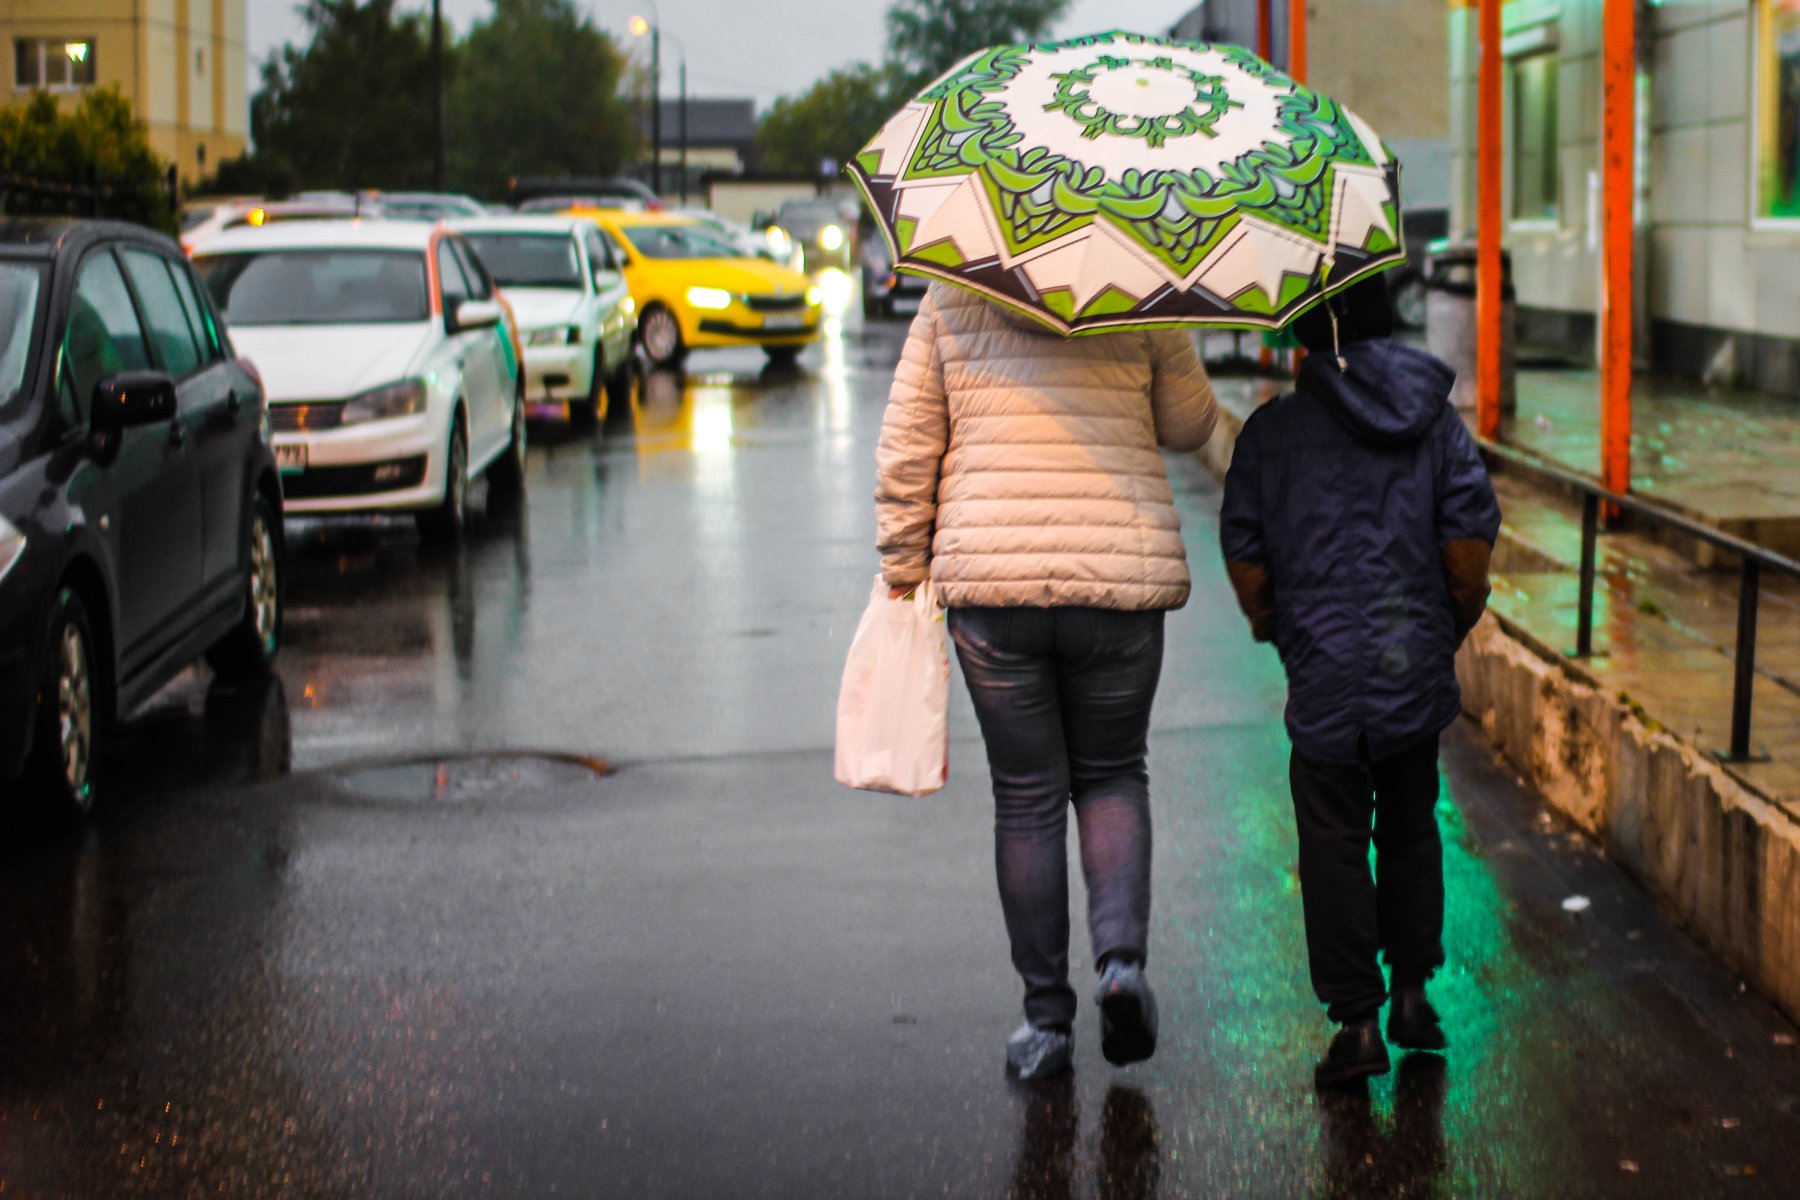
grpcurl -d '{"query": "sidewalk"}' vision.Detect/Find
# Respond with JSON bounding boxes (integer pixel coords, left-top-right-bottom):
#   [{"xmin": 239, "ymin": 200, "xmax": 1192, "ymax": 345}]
[{"xmin": 1487, "ymin": 369, "xmax": 1800, "ymax": 810}]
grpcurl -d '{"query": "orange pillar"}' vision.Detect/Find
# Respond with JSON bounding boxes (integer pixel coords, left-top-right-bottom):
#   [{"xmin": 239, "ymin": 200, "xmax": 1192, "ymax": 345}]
[
  {"xmin": 1600, "ymin": 0, "xmax": 1636, "ymax": 497},
  {"xmin": 1476, "ymin": 0, "xmax": 1503, "ymax": 441},
  {"xmin": 1289, "ymin": 0, "xmax": 1308, "ymax": 82}
]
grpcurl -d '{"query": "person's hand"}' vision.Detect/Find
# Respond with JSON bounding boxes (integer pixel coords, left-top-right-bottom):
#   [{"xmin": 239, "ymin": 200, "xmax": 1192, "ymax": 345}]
[{"xmin": 888, "ymin": 585, "xmax": 915, "ymax": 600}]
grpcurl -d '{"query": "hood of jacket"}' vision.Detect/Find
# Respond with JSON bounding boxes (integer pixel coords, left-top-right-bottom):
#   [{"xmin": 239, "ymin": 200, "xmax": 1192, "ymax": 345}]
[{"xmin": 1300, "ymin": 338, "xmax": 1454, "ymax": 448}]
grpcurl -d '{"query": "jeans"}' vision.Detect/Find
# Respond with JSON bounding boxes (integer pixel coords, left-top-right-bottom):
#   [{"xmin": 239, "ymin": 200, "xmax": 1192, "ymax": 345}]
[
  {"xmin": 1288, "ymin": 734, "xmax": 1446, "ymax": 1024},
  {"xmin": 949, "ymin": 607, "xmax": 1165, "ymax": 1029}
]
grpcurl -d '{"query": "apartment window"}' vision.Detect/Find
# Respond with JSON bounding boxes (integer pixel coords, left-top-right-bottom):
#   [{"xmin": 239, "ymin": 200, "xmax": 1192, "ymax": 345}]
[
  {"xmin": 1511, "ymin": 53, "xmax": 1560, "ymax": 222},
  {"xmin": 1757, "ymin": 0, "xmax": 1800, "ymax": 219},
  {"xmin": 13, "ymin": 38, "xmax": 96, "ymax": 91}
]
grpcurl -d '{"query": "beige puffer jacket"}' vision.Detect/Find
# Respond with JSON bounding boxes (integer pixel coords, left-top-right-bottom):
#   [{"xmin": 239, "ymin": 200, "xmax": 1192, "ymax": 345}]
[{"xmin": 876, "ymin": 284, "xmax": 1218, "ymax": 610}]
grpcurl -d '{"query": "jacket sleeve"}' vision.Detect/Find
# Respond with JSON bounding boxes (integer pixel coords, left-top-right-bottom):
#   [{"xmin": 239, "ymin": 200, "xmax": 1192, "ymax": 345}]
[
  {"xmin": 1220, "ymin": 411, "xmax": 1275, "ymax": 642},
  {"xmin": 874, "ymin": 293, "xmax": 950, "ymax": 589},
  {"xmin": 1434, "ymin": 412, "xmax": 1503, "ymax": 641},
  {"xmin": 1147, "ymin": 330, "xmax": 1218, "ymax": 452}
]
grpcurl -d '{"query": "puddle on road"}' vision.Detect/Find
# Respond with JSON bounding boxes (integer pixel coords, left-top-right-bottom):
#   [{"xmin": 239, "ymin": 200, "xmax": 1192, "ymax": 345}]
[{"xmin": 329, "ymin": 752, "xmax": 613, "ymax": 804}]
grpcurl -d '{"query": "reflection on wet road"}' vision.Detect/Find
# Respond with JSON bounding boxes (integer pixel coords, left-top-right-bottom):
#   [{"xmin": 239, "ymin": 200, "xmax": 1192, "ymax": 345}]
[{"xmin": 2, "ymin": 317, "xmax": 1798, "ymax": 1196}]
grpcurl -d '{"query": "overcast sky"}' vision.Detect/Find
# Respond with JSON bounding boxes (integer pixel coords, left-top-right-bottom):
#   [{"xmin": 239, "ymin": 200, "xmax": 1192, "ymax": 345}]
[{"xmin": 245, "ymin": 0, "xmax": 1198, "ymax": 111}]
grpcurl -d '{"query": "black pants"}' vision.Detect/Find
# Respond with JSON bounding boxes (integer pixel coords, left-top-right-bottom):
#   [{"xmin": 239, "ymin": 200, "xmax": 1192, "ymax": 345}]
[{"xmin": 1288, "ymin": 734, "xmax": 1446, "ymax": 1025}]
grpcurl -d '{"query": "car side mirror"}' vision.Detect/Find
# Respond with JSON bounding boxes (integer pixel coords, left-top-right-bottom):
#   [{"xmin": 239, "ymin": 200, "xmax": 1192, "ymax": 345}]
[
  {"xmin": 89, "ymin": 371, "xmax": 176, "ymax": 461},
  {"xmin": 451, "ymin": 298, "xmax": 504, "ymax": 332},
  {"xmin": 592, "ymin": 267, "xmax": 623, "ymax": 291}
]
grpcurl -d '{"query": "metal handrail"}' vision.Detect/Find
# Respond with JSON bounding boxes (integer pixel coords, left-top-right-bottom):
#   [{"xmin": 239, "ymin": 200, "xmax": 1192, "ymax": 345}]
[{"xmin": 1479, "ymin": 438, "xmax": 1800, "ymax": 763}]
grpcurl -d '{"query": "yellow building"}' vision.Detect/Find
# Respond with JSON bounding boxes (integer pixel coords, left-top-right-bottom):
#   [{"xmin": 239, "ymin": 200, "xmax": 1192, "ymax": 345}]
[{"xmin": 2, "ymin": 0, "xmax": 247, "ymax": 182}]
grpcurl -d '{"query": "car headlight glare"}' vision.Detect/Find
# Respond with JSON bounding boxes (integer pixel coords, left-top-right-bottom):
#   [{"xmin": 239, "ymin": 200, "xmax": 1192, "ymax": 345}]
[
  {"xmin": 621, "ymin": 295, "xmax": 637, "ymax": 316},
  {"xmin": 818, "ymin": 224, "xmax": 844, "ymax": 252},
  {"xmin": 340, "ymin": 379, "xmax": 428, "ymax": 425},
  {"xmin": 687, "ymin": 286, "xmax": 734, "ymax": 311},
  {"xmin": 0, "ymin": 514, "xmax": 24, "ymax": 586},
  {"xmin": 805, "ymin": 285, "xmax": 823, "ymax": 306}
]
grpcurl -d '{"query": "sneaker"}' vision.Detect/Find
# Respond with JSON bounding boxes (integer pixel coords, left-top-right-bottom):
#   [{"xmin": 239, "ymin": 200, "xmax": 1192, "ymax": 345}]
[
  {"xmin": 1095, "ymin": 958, "xmax": 1159, "ymax": 1066},
  {"xmin": 1387, "ymin": 985, "xmax": 1448, "ymax": 1051},
  {"xmin": 1314, "ymin": 1020, "xmax": 1391, "ymax": 1090},
  {"xmin": 1006, "ymin": 1021, "xmax": 1073, "ymax": 1081}
]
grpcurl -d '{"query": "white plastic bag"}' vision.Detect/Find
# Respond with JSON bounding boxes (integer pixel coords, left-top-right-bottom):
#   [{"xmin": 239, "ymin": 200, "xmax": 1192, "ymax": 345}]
[{"xmin": 834, "ymin": 574, "xmax": 949, "ymax": 797}]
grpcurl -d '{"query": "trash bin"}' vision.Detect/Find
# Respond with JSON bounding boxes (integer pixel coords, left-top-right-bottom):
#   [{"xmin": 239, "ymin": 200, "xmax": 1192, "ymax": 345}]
[{"xmin": 1425, "ymin": 245, "xmax": 1515, "ymax": 413}]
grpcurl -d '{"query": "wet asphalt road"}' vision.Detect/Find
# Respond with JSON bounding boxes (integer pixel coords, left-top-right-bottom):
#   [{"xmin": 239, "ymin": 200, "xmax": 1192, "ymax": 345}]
[{"xmin": 4, "ymin": 316, "xmax": 1800, "ymax": 1198}]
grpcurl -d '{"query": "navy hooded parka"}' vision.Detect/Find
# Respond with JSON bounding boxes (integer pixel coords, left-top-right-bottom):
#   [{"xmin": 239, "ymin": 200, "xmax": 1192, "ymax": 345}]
[{"xmin": 1220, "ymin": 339, "xmax": 1502, "ymax": 765}]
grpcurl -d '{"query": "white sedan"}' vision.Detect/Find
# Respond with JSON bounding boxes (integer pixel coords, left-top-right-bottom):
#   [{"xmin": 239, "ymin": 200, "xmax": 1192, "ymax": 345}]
[
  {"xmin": 194, "ymin": 220, "xmax": 525, "ymax": 539},
  {"xmin": 454, "ymin": 215, "xmax": 636, "ymax": 425}
]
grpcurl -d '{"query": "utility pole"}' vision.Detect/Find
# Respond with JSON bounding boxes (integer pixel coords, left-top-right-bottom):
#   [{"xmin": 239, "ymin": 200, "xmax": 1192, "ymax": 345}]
[
  {"xmin": 678, "ymin": 58, "xmax": 688, "ymax": 205},
  {"xmin": 650, "ymin": 26, "xmax": 662, "ymax": 196},
  {"xmin": 431, "ymin": 0, "xmax": 445, "ymax": 192}
]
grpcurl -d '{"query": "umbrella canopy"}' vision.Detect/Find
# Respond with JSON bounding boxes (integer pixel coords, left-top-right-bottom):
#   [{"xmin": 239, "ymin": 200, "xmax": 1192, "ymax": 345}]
[{"xmin": 848, "ymin": 31, "xmax": 1405, "ymax": 336}]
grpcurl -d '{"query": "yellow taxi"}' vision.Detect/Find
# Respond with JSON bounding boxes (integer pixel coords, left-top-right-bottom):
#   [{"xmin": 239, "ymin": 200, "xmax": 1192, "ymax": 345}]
[{"xmin": 570, "ymin": 209, "xmax": 822, "ymax": 368}]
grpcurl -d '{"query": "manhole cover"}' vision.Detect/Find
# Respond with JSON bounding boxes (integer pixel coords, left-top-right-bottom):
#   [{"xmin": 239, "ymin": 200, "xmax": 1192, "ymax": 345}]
[{"xmin": 330, "ymin": 752, "xmax": 612, "ymax": 804}]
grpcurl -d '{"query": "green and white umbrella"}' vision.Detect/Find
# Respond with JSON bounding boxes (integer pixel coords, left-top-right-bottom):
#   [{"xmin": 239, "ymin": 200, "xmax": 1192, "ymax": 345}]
[{"xmin": 848, "ymin": 31, "xmax": 1405, "ymax": 336}]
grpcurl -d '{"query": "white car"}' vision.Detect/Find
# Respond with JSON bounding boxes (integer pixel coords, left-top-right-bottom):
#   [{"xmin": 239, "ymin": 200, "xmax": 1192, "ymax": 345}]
[
  {"xmin": 193, "ymin": 221, "xmax": 525, "ymax": 539},
  {"xmin": 454, "ymin": 215, "xmax": 636, "ymax": 425}
]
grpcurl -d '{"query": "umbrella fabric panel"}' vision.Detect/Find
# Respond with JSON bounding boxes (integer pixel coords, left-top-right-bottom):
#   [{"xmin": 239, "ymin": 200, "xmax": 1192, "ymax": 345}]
[{"xmin": 850, "ymin": 32, "xmax": 1408, "ymax": 335}]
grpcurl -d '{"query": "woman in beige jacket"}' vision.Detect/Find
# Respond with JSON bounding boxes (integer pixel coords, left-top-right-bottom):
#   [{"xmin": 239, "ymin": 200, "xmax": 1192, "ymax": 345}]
[{"xmin": 875, "ymin": 282, "xmax": 1217, "ymax": 1080}]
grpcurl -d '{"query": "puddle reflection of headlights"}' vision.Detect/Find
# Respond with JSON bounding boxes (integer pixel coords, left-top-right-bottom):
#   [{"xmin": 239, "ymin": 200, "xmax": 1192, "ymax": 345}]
[
  {"xmin": 0, "ymin": 514, "xmax": 24, "ymax": 585},
  {"xmin": 340, "ymin": 379, "xmax": 427, "ymax": 425},
  {"xmin": 818, "ymin": 224, "xmax": 844, "ymax": 252},
  {"xmin": 687, "ymin": 286, "xmax": 733, "ymax": 310}
]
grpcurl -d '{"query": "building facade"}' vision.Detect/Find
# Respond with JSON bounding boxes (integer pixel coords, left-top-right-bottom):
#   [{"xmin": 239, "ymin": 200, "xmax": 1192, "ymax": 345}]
[
  {"xmin": 1170, "ymin": 1, "xmax": 1452, "ymax": 210},
  {"xmin": 1448, "ymin": 0, "xmax": 1800, "ymax": 391},
  {"xmin": 2, "ymin": 0, "xmax": 248, "ymax": 183}
]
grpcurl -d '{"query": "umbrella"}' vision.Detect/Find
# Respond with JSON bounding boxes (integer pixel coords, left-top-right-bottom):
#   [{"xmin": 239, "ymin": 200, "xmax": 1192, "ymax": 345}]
[{"xmin": 847, "ymin": 31, "xmax": 1405, "ymax": 336}]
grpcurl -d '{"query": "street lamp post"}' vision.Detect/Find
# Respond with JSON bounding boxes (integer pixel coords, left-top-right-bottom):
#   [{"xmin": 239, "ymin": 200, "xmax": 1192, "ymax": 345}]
[
  {"xmin": 632, "ymin": 9, "xmax": 687, "ymax": 203},
  {"xmin": 432, "ymin": 0, "xmax": 446, "ymax": 192}
]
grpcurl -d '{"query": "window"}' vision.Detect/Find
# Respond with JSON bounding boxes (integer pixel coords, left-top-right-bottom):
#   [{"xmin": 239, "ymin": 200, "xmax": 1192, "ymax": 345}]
[
  {"xmin": 465, "ymin": 233, "xmax": 584, "ymax": 289},
  {"xmin": 195, "ymin": 250, "xmax": 430, "ymax": 326},
  {"xmin": 166, "ymin": 259, "xmax": 225, "ymax": 361},
  {"xmin": 1757, "ymin": 0, "xmax": 1800, "ymax": 219},
  {"xmin": 436, "ymin": 241, "xmax": 471, "ymax": 314},
  {"xmin": 62, "ymin": 252, "xmax": 151, "ymax": 420},
  {"xmin": 450, "ymin": 239, "xmax": 493, "ymax": 300},
  {"xmin": 14, "ymin": 38, "xmax": 96, "ymax": 91},
  {"xmin": 121, "ymin": 250, "xmax": 204, "ymax": 378},
  {"xmin": 1511, "ymin": 53, "xmax": 1559, "ymax": 222},
  {"xmin": 584, "ymin": 230, "xmax": 615, "ymax": 272}
]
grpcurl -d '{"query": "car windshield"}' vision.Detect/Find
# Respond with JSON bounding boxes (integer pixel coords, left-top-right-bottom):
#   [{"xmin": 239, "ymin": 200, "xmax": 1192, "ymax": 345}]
[
  {"xmin": 464, "ymin": 233, "xmax": 582, "ymax": 288},
  {"xmin": 776, "ymin": 203, "xmax": 845, "ymax": 238},
  {"xmin": 619, "ymin": 224, "xmax": 742, "ymax": 260},
  {"xmin": 0, "ymin": 262, "xmax": 43, "ymax": 408},
  {"xmin": 195, "ymin": 249, "xmax": 429, "ymax": 325}
]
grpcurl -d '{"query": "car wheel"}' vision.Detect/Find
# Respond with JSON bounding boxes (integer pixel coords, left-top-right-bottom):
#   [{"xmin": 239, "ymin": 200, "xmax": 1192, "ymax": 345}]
[
  {"xmin": 573, "ymin": 347, "xmax": 604, "ymax": 428},
  {"xmin": 638, "ymin": 305, "xmax": 686, "ymax": 368},
  {"xmin": 763, "ymin": 345, "xmax": 803, "ymax": 369},
  {"xmin": 206, "ymin": 494, "xmax": 282, "ymax": 678},
  {"xmin": 26, "ymin": 588, "xmax": 100, "ymax": 818},
  {"xmin": 487, "ymin": 388, "xmax": 527, "ymax": 499},
  {"xmin": 417, "ymin": 413, "xmax": 469, "ymax": 542},
  {"xmin": 1392, "ymin": 274, "xmax": 1428, "ymax": 331}
]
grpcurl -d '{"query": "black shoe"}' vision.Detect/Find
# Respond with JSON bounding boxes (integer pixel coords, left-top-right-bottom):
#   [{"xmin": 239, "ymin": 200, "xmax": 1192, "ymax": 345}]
[
  {"xmin": 1006, "ymin": 1021, "xmax": 1074, "ymax": 1081},
  {"xmin": 1314, "ymin": 1020, "xmax": 1391, "ymax": 1090},
  {"xmin": 1387, "ymin": 986, "xmax": 1448, "ymax": 1051},
  {"xmin": 1095, "ymin": 958, "xmax": 1159, "ymax": 1066}
]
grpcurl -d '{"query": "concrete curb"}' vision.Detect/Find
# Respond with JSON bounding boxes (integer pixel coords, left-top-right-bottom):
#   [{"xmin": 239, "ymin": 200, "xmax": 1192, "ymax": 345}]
[{"xmin": 1193, "ymin": 381, "xmax": 1800, "ymax": 1025}]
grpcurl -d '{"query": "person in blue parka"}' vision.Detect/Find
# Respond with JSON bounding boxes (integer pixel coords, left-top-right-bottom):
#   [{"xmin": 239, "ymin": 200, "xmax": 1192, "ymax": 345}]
[{"xmin": 1220, "ymin": 272, "xmax": 1502, "ymax": 1089}]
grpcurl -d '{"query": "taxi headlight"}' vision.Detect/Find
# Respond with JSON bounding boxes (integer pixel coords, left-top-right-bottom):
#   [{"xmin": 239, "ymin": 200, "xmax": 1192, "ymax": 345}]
[
  {"xmin": 340, "ymin": 379, "xmax": 428, "ymax": 425},
  {"xmin": 686, "ymin": 286, "xmax": 734, "ymax": 311},
  {"xmin": 0, "ymin": 514, "xmax": 24, "ymax": 586},
  {"xmin": 621, "ymin": 295, "xmax": 637, "ymax": 316},
  {"xmin": 818, "ymin": 224, "xmax": 844, "ymax": 252},
  {"xmin": 805, "ymin": 285, "xmax": 823, "ymax": 306}
]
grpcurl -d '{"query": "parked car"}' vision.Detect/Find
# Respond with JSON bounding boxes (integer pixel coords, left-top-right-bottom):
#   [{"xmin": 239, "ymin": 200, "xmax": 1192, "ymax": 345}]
[
  {"xmin": 192, "ymin": 221, "xmax": 525, "ymax": 538},
  {"xmin": 668, "ymin": 207, "xmax": 780, "ymax": 262},
  {"xmin": 455, "ymin": 215, "xmax": 637, "ymax": 426},
  {"xmin": 858, "ymin": 215, "xmax": 927, "ymax": 319},
  {"xmin": 574, "ymin": 210, "xmax": 822, "ymax": 368},
  {"xmin": 178, "ymin": 196, "xmax": 259, "ymax": 253},
  {"xmin": 771, "ymin": 197, "xmax": 857, "ymax": 273},
  {"xmin": 0, "ymin": 218, "xmax": 284, "ymax": 815},
  {"xmin": 509, "ymin": 175, "xmax": 662, "ymax": 212}
]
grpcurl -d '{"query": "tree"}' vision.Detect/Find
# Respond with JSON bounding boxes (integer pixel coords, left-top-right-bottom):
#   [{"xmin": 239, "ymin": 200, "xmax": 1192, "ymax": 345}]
[
  {"xmin": 447, "ymin": 0, "xmax": 637, "ymax": 196},
  {"xmin": 885, "ymin": 0, "xmax": 1072, "ymax": 90},
  {"xmin": 754, "ymin": 64, "xmax": 901, "ymax": 178},
  {"xmin": 0, "ymin": 89, "xmax": 173, "ymax": 231},
  {"xmin": 251, "ymin": 0, "xmax": 439, "ymax": 191}
]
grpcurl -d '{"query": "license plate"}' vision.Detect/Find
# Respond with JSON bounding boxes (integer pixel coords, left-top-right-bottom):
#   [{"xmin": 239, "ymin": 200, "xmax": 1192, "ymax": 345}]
[
  {"xmin": 275, "ymin": 442, "xmax": 308, "ymax": 473},
  {"xmin": 763, "ymin": 313, "xmax": 806, "ymax": 332}
]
